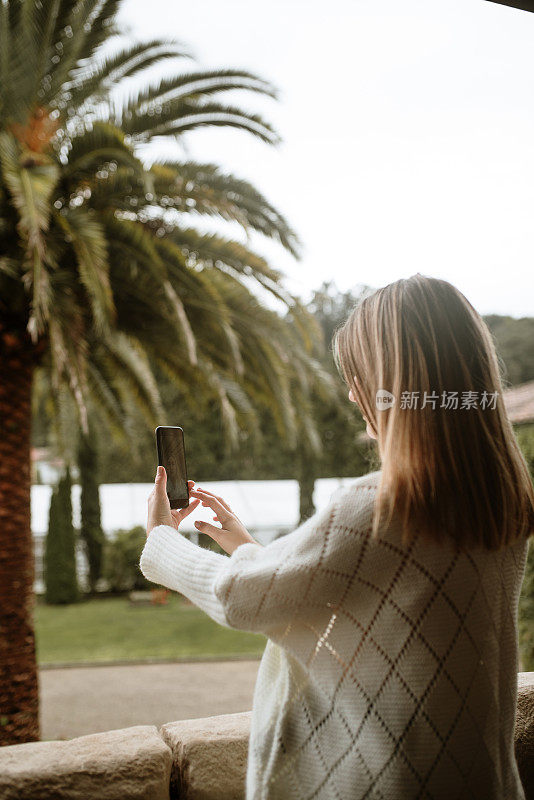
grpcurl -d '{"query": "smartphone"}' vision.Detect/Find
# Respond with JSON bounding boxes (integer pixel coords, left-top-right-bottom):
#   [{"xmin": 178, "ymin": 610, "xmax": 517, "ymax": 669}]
[{"xmin": 155, "ymin": 426, "xmax": 189, "ymax": 509}]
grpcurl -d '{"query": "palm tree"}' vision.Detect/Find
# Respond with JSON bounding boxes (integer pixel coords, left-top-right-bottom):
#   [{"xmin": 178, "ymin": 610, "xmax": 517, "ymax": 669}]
[{"xmin": 0, "ymin": 0, "xmax": 337, "ymax": 744}]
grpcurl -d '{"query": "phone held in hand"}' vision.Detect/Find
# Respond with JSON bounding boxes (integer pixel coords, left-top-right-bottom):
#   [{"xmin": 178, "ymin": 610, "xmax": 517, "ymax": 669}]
[{"xmin": 155, "ymin": 426, "xmax": 189, "ymax": 509}]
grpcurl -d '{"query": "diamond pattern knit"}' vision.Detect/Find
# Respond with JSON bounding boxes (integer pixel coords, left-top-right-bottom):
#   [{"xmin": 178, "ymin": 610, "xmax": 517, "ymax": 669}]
[{"xmin": 139, "ymin": 470, "xmax": 529, "ymax": 799}]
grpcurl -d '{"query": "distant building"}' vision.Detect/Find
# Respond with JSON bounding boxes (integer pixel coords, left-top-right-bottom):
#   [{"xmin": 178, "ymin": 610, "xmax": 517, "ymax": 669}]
[
  {"xmin": 503, "ymin": 380, "xmax": 534, "ymax": 425},
  {"xmin": 31, "ymin": 447, "xmax": 78, "ymax": 484}
]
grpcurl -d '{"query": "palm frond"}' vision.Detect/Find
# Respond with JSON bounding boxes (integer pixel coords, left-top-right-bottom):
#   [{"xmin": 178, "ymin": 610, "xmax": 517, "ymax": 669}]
[
  {"xmin": 63, "ymin": 121, "xmax": 146, "ymax": 182},
  {"xmin": 0, "ymin": 136, "xmax": 59, "ymax": 251},
  {"xmin": 284, "ymin": 297, "xmax": 326, "ymax": 355},
  {"xmin": 116, "ymin": 69, "xmax": 276, "ymax": 113},
  {"xmin": 83, "ymin": 165, "xmax": 147, "ymax": 210},
  {"xmin": 85, "ymin": 358, "xmax": 127, "ymax": 434},
  {"xmin": 96, "ymin": 330, "xmax": 166, "ymax": 426},
  {"xmin": 50, "ymin": 0, "xmax": 87, "ymax": 57},
  {"xmin": 53, "ymin": 205, "xmax": 115, "ymax": 335},
  {"xmin": 149, "ymin": 160, "xmax": 300, "ymax": 257},
  {"xmin": 75, "ymin": 0, "xmax": 126, "ymax": 61},
  {"xmin": 102, "ymin": 213, "xmax": 197, "ymax": 365},
  {"xmin": 152, "ymin": 236, "xmax": 243, "ymax": 375},
  {"xmin": 47, "ymin": 0, "xmax": 104, "ymax": 100},
  {"xmin": 66, "ymin": 40, "xmax": 192, "ymax": 107},
  {"xmin": 47, "ymin": 312, "xmax": 91, "ymax": 437},
  {"xmin": 1, "ymin": 0, "xmax": 44, "ymax": 117},
  {"xmin": 35, "ymin": 0, "xmax": 61, "ymax": 102},
  {"xmin": 199, "ymin": 357, "xmax": 240, "ymax": 450},
  {"xmin": 45, "ymin": 373, "xmax": 84, "ymax": 466},
  {"xmin": 115, "ymin": 97, "xmax": 280, "ymax": 146},
  {"xmin": 168, "ymin": 227, "xmax": 282, "ymax": 283},
  {"xmin": 161, "ymin": 279, "xmax": 197, "ymax": 366},
  {"xmin": 0, "ymin": 2, "xmax": 11, "ymax": 108},
  {"xmin": 0, "ymin": 131, "xmax": 59, "ymax": 338}
]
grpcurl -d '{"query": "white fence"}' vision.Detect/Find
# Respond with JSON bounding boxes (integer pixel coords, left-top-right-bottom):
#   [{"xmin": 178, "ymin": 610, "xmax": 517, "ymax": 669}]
[{"xmin": 32, "ymin": 477, "xmax": 360, "ymax": 594}]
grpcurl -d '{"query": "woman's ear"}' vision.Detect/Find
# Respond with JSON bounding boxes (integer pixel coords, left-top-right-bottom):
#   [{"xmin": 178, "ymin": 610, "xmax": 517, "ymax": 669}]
[
  {"xmin": 348, "ymin": 375, "xmax": 360, "ymax": 403},
  {"xmin": 365, "ymin": 420, "xmax": 377, "ymax": 440},
  {"xmin": 348, "ymin": 376, "xmax": 377, "ymax": 439}
]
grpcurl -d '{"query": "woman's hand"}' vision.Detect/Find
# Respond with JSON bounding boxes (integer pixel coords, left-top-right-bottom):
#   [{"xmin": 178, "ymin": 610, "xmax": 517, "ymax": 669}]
[
  {"xmin": 146, "ymin": 466, "xmax": 199, "ymax": 537},
  {"xmin": 189, "ymin": 485, "xmax": 261, "ymax": 555}
]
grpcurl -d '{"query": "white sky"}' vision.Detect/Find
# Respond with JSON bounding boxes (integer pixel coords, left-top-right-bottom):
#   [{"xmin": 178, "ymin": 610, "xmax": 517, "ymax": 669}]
[{"xmin": 117, "ymin": 0, "xmax": 534, "ymax": 317}]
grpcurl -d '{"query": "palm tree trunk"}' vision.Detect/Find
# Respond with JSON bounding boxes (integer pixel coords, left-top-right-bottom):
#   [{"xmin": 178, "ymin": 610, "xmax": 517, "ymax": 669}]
[{"xmin": 0, "ymin": 329, "xmax": 39, "ymax": 745}]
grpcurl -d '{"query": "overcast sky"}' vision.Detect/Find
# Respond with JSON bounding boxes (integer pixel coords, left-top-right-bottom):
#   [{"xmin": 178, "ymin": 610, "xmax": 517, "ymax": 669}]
[{"xmin": 116, "ymin": 0, "xmax": 534, "ymax": 317}]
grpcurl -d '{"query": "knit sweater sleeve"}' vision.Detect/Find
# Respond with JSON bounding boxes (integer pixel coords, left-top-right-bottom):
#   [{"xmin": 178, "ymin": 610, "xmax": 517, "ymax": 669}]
[{"xmin": 139, "ymin": 476, "xmax": 377, "ymax": 636}]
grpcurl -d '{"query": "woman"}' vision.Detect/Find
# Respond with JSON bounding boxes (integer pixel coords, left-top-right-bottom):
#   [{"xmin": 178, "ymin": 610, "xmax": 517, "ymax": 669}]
[{"xmin": 141, "ymin": 274, "xmax": 533, "ymax": 799}]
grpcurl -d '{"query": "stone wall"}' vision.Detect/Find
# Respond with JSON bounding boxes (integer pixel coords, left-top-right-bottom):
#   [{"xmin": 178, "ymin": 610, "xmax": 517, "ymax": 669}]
[
  {"xmin": 1, "ymin": 675, "xmax": 533, "ymax": 799},
  {"xmin": 517, "ymin": 672, "xmax": 534, "ymax": 800}
]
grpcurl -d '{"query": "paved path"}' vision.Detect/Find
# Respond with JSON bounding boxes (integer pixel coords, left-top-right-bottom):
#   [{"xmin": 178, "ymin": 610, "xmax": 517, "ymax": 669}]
[{"xmin": 39, "ymin": 659, "xmax": 261, "ymax": 741}]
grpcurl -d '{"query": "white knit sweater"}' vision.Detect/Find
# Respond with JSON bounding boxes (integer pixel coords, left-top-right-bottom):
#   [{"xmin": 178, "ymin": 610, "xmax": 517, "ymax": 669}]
[{"xmin": 139, "ymin": 470, "xmax": 529, "ymax": 799}]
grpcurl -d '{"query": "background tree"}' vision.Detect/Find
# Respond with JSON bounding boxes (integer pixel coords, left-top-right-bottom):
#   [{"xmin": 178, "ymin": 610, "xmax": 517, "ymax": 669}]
[
  {"xmin": 30, "ymin": 282, "xmax": 380, "ymax": 490},
  {"xmin": 44, "ymin": 466, "xmax": 79, "ymax": 605},
  {"xmin": 290, "ymin": 282, "xmax": 372, "ymax": 521},
  {"xmin": 484, "ymin": 316, "xmax": 534, "ymax": 385},
  {"xmin": 78, "ymin": 420, "xmax": 105, "ymax": 594},
  {"xmin": 0, "ymin": 0, "xmax": 337, "ymax": 743}
]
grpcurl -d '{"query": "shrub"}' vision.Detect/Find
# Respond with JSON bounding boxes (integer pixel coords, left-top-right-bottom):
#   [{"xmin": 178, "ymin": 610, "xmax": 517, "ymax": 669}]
[
  {"xmin": 103, "ymin": 526, "xmax": 153, "ymax": 592},
  {"xmin": 44, "ymin": 466, "xmax": 80, "ymax": 604},
  {"xmin": 78, "ymin": 424, "xmax": 105, "ymax": 593}
]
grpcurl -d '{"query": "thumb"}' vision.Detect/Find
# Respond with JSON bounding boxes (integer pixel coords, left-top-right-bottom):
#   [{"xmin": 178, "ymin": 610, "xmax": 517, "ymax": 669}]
[{"xmin": 155, "ymin": 465, "xmax": 166, "ymax": 489}]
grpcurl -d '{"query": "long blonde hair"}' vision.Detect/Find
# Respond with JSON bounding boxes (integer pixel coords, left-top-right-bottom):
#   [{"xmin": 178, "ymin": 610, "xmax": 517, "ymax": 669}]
[{"xmin": 332, "ymin": 274, "xmax": 534, "ymax": 551}]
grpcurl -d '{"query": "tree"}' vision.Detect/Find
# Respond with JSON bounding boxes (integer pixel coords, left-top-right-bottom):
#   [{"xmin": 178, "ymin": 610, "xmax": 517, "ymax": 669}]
[
  {"xmin": 291, "ymin": 282, "xmax": 371, "ymax": 521},
  {"xmin": 78, "ymin": 421, "xmax": 105, "ymax": 594},
  {"xmin": 44, "ymin": 466, "xmax": 79, "ymax": 605},
  {"xmin": 0, "ymin": 0, "xmax": 334, "ymax": 743},
  {"xmin": 483, "ymin": 316, "xmax": 534, "ymax": 385}
]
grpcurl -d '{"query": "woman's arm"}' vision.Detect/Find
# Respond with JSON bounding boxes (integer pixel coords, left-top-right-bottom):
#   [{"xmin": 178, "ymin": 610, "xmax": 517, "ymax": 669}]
[
  {"xmin": 140, "ymin": 477, "xmax": 376, "ymax": 637},
  {"xmin": 139, "ymin": 526, "xmax": 239, "ymax": 627}
]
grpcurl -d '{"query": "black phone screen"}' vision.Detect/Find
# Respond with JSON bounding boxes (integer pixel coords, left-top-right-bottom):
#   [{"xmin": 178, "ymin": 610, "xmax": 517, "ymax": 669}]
[{"xmin": 155, "ymin": 426, "xmax": 189, "ymax": 508}]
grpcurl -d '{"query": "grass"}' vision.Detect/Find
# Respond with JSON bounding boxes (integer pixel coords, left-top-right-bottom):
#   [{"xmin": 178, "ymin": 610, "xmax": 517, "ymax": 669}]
[{"xmin": 34, "ymin": 593, "xmax": 266, "ymax": 665}]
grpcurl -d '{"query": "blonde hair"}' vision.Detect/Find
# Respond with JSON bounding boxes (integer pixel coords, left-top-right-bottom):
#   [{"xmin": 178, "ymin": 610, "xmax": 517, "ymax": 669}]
[{"xmin": 332, "ymin": 274, "xmax": 534, "ymax": 551}]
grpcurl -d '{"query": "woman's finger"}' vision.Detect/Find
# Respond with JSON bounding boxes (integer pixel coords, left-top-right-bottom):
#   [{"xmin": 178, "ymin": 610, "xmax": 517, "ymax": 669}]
[
  {"xmin": 190, "ymin": 486, "xmax": 232, "ymax": 511},
  {"xmin": 189, "ymin": 489, "xmax": 232, "ymax": 521},
  {"xmin": 173, "ymin": 497, "xmax": 200, "ymax": 521},
  {"xmin": 194, "ymin": 519, "xmax": 223, "ymax": 539},
  {"xmin": 193, "ymin": 489, "xmax": 234, "ymax": 514}
]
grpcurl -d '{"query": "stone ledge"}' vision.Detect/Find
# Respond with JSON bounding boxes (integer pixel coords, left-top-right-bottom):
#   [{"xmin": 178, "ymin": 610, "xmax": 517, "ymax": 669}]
[
  {"xmin": 0, "ymin": 725, "xmax": 172, "ymax": 800},
  {"xmin": 160, "ymin": 711, "xmax": 251, "ymax": 800},
  {"xmin": 516, "ymin": 672, "xmax": 534, "ymax": 800},
  {"xmin": 0, "ymin": 674, "xmax": 532, "ymax": 800}
]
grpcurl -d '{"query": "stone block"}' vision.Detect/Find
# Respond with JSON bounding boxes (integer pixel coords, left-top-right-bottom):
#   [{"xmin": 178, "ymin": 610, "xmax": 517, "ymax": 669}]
[
  {"xmin": 0, "ymin": 725, "xmax": 172, "ymax": 800},
  {"xmin": 517, "ymin": 672, "xmax": 534, "ymax": 800},
  {"xmin": 160, "ymin": 711, "xmax": 251, "ymax": 800}
]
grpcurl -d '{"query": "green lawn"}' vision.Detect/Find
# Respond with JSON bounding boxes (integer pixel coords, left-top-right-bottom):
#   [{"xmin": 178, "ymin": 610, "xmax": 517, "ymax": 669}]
[{"xmin": 34, "ymin": 594, "xmax": 266, "ymax": 665}]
